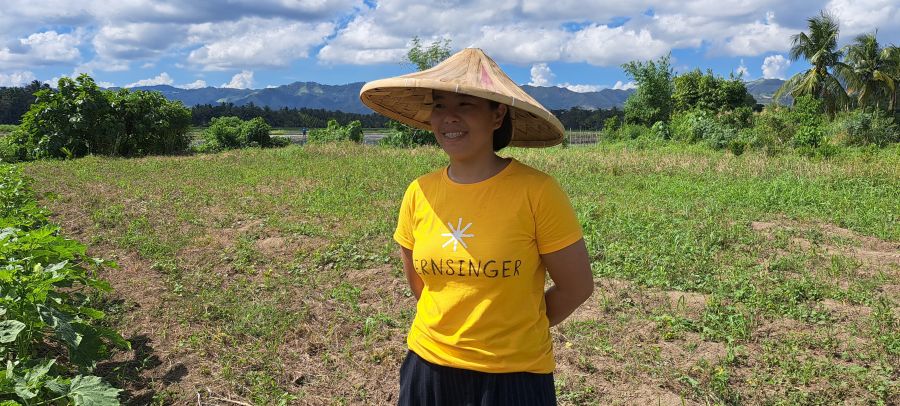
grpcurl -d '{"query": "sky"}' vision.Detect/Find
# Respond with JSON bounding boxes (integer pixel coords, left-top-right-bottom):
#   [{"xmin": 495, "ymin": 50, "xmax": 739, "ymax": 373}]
[{"xmin": 0, "ymin": 0, "xmax": 898, "ymax": 92}]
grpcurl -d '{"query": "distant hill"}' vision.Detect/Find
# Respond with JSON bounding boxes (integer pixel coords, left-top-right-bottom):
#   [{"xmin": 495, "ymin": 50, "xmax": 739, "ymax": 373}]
[
  {"xmin": 125, "ymin": 78, "xmax": 784, "ymax": 112},
  {"xmin": 127, "ymin": 82, "xmax": 634, "ymax": 113},
  {"xmin": 745, "ymin": 78, "xmax": 789, "ymax": 105}
]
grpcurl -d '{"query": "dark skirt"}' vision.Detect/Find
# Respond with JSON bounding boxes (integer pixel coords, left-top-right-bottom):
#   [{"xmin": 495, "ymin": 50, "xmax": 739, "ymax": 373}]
[{"xmin": 398, "ymin": 350, "xmax": 557, "ymax": 406}]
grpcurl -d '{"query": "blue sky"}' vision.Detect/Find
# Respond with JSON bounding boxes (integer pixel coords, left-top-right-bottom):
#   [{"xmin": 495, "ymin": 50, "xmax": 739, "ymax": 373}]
[{"xmin": 1, "ymin": 1, "xmax": 897, "ymax": 91}]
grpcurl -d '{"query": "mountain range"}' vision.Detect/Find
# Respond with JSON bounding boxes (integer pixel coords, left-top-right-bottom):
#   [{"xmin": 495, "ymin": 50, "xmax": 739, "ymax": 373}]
[{"xmin": 128, "ymin": 78, "xmax": 786, "ymax": 113}]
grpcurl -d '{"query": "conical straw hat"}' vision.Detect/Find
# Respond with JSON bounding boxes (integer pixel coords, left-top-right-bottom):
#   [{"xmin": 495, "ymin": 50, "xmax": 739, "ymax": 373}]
[{"xmin": 360, "ymin": 48, "xmax": 564, "ymax": 147}]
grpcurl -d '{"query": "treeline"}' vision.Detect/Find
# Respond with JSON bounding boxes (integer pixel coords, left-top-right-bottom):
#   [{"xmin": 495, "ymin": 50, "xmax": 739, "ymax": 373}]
[
  {"xmin": 0, "ymin": 81, "xmax": 50, "ymax": 124},
  {"xmin": 190, "ymin": 103, "xmax": 389, "ymax": 128}
]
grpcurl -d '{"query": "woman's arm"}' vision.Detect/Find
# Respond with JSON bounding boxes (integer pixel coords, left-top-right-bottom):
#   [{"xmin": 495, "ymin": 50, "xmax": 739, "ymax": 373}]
[
  {"xmin": 399, "ymin": 246, "xmax": 424, "ymax": 300},
  {"xmin": 542, "ymin": 238, "xmax": 593, "ymax": 327}
]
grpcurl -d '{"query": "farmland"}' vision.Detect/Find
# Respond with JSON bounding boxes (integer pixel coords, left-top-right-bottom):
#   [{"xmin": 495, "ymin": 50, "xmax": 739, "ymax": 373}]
[{"xmin": 19, "ymin": 141, "xmax": 900, "ymax": 405}]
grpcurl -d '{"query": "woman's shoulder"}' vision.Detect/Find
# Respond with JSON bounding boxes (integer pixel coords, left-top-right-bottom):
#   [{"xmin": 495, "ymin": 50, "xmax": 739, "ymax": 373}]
[{"xmin": 507, "ymin": 159, "xmax": 556, "ymax": 186}]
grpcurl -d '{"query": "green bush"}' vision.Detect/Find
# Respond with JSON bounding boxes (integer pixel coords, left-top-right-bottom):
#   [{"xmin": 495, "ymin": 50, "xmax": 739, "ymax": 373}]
[
  {"xmin": 618, "ymin": 123, "xmax": 652, "ymax": 140},
  {"xmin": 199, "ymin": 116, "xmax": 275, "ymax": 152},
  {"xmin": 308, "ymin": 119, "xmax": 365, "ymax": 144},
  {"xmin": 13, "ymin": 74, "xmax": 192, "ymax": 160},
  {"xmin": 109, "ymin": 89, "xmax": 192, "ymax": 156},
  {"xmin": 240, "ymin": 117, "xmax": 273, "ymax": 147},
  {"xmin": 378, "ymin": 120, "xmax": 435, "ymax": 147},
  {"xmin": 828, "ymin": 109, "xmax": 899, "ymax": 147},
  {"xmin": 650, "ymin": 121, "xmax": 670, "ymax": 140},
  {"xmin": 201, "ymin": 116, "xmax": 243, "ymax": 151},
  {"xmin": 0, "ymin": 165, "xmax": 126, "ymax": 404}
]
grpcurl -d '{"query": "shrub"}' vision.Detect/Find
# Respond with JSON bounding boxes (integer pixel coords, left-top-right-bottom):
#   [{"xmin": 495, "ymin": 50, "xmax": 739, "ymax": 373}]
[
  {"xmin": 650, "ymin": 121, "xmax": 670, "ymax": 140},
  {"xmin": 109, "ymin": 89, "xmax": 191, "ymax": 155},
  {"xmin": 201, "ymin": 116, "xmax": 244, "ymax": 151},
  {"xmin": 378, "ymin": 120, "xmax": 436, "ymax": 147},
  {"xmin": 618, "ymin": 123, "xmax": 651, "ymax": 140},
  {"xmin": 308, "ymin": 119, "xmax": 365, "ymax": 144},
  {"xmin": 240, "ymin": 117, "xmax": 273, "ymax": 147},
  {"xmin": 14, "ymin": 75, "xmax": 192, "ymax": 160},
  {"xmin": 752, "ymin": 105, "xmax": 795, "ymax": 149},
  {"xmin": 829, "ymin": 109, "xmax": 899, "ymax": 147}
]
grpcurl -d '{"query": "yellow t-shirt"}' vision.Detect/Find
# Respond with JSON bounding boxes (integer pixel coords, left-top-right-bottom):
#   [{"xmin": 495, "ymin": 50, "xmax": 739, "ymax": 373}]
[{"xmin": 394, "ymin": 158, "xmax": 583, "ymax": 374}]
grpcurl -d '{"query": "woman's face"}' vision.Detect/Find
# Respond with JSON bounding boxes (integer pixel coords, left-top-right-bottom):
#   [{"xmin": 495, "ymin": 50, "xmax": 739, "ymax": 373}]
[{"xmin": 430, "ymin": 90, "xmax": 507, "ymax": 161}]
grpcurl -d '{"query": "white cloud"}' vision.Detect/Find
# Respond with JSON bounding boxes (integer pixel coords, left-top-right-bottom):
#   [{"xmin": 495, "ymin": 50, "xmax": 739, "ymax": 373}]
[
  {"xmin": 93, "ymin": 23, "xmax": 184, "ymax": 61},
  {"xmin": 0, "ymin": 30, "xmax": 82, "ymax": 69},
  {"xmin": 526, "ymin": 62, "xmax": 603, "ymax": 92},
  {"xmin": 189, "ymin": 19, "xmax": 333, "ymax": 70},
  {"xmin": 125, "ymin": 72, "xmax": 174, "ymax": 87},
  {"xmin": 222, "ymin": 70, "xmax": 253, "ymax": 89},
  {"xmin": 761, "ymin": 54, "xmax": 790, "ymax": 79},
  {"xmin": 613, "ymin": 80, "xmax": 637, "ymax": 90},
  {"xmin": 0, "ymin": 70, "xmax": 37, "ymax": 86},
  {"xmin": 317, "ymin": 15, "xmax": 408, "ymax": 65},
  {"xmin": 178, "ymin": 79, "xmax": 207, "ymax": 89},
  {"xmin": 565, "ymin": 25, "xmax": 669, "ymax": 65},
  {"xmin": 97, "ymin": 81, "xmax": 115, "ymax": 88},
  {"xmin": 827, "ymin": 0, "xmax": 900, "ymax": 39},
  {"xmin": 529, "ymin": 63, "xmax": 554, "ymax": 86},
  {"xmin": 473, "ymin": 26, "xmax": 566, "ymax": 64},
  {"xmin": 735, "ymin": 59, "xmax": 750, "ymax": 79},
  {"xmin": 560, "ymin": 83, "xmax": 603, "ymax": 93},
  {"xmin": 715, "ymin": 12, "xmax": 794, "ymax": 56}
]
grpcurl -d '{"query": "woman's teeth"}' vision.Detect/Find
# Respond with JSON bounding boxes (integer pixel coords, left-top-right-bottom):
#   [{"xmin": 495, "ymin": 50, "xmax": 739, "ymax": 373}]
[{"xmin": 444, "ymin": 132, "xmax": 464, "ymax": 139}]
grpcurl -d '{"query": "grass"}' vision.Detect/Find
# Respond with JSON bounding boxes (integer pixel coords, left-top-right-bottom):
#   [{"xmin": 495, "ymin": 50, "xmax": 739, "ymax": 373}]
[{"xmin": 20, "ymin": 141, "xmax": 900, "ymax": 405}]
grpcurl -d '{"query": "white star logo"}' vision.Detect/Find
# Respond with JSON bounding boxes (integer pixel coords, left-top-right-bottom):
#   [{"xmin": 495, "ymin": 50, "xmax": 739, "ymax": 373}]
[{"xmin": 441, "ymin": 217, "xmax": 474, "ymax": 252}]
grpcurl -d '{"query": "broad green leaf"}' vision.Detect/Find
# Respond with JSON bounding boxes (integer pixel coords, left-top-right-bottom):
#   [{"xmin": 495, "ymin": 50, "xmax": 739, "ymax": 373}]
[
  {"xmin": 37, "ymin": 305, "xmax": 81, "ymax": 349},
  {"xmin": 68, "ymin": 375, "xmax": 121, "ymax": 406},
  {"xmin": 0, "ymin": 400, "xmax": 22, "ymax": 406},
  {"xmin": 44, "ymin": 377, "xmax": 68, "ymax": 395},
  {"xmin": 79, "ymin": 307, "xmax": 105, "ymax": 320},
  {"xmin": 44, "ymin": 260, "xmax": 68, "ymax": 275},
  {"xmin": 0, "ymin": 320, "xmax": 25, "ymax": 344},
  {"xmin": 23, "ymin": 359, "xmax": 55, "ymax": 382}
]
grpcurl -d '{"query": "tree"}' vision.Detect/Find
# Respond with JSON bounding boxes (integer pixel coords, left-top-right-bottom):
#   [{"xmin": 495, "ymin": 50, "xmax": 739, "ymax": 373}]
[
  {"xmin": 774, "ymin": 11, "xmax": 851, "ymax": 115},
  {"xmin": 405, "ymin": 36, "xmax": 452, "ymax": 71},
  {"xmin": 622, "ymin": 54, "xmax": 674, "ymax": 126},
  {"xmin": 13, "ymin": 74, "xmax": 192, "ymax": 160},
  {"xmin": 673, "ymin": 69, "xmax": 755, "ymax": 113},
  {"xmin": 842, "ymin": 32, "xmax": 898, "ymax": 111}
]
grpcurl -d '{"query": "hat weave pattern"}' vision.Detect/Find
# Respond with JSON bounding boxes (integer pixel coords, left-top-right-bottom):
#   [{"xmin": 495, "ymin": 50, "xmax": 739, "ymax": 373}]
[{"xmin": 360, "ymin": 48, "xmax": 564, "ymax": 147}]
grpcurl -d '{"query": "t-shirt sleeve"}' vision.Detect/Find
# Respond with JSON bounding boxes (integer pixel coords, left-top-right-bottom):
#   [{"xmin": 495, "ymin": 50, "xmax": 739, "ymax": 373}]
[
  {"xmin": 393, "ymin": 181, "xmax": 417, "ymax": 250},
  {"xmin": 534, "ymin": 177, "xmax": 583, "ymax": 254}
]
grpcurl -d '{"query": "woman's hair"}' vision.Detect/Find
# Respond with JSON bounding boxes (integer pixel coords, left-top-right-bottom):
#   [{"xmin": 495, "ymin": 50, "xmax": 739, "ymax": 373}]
[{"xmin": 489, "ymin": 101, "xmax": 512, "ymax": 151}]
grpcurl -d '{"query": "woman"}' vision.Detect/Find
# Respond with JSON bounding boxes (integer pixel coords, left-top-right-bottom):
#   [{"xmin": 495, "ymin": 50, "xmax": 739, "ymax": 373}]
[{"xmin": 360, "ymin": 48, "xmax": 593, "ymax": 405}]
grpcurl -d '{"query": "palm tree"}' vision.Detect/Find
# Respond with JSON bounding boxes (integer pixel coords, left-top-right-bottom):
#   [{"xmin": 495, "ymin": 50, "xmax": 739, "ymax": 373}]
[
  {"xmin": 774, "ymin": 11, "xmax": 851, "ymax": 115},
  {"xmin": 841, "ymin": 32, "xmax": 898, "ymax": 110}
]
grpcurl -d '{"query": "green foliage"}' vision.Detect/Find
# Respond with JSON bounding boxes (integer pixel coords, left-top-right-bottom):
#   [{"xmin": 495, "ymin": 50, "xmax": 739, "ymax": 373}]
[
  {"xmin": 108, "ymin": 88, "xmax": 191, "ymax": 156},
  {"xmin": 775, "ymin": 11, "xmax": 851, "ymax": 115},
  {"xmin": 602, "ymin": 115, "xmax": 620, "ymax": 138},
  {"xmin": 0, "ymin": 81, "xmax": 50, "ymax": 125},
  {"xmin": 13, "ymin": 74, "xmax": 192, "ymax": 160},
  {"xmin": 307, "ymin": 119, "xmax": 364, "ymax": 144},
  {"xmin": 200, "ymin": 116, "xmax": 275, "ymax": 152},
  {"xmin": 622, "ymin": 54, "xmax": 674, "ymax": 126},
  {"xmin": 377, "ymin": 120, "xmax": 436, "ymax": 147},
  {"xmin": 790, "ymin": 95, "xmax": 827, "ymax": 148},
  {"xmin": 405, "ymin": 36, "xmax": 452, "ymax": 71},
  {"xmin": 673, "ymin": 69, "xmax": 755, "ymax": 113},
  {"xmin": 0, "ymin": 165, "xmax": 125, "ymax": 405},
  {"xmin": 828, "ymin": 108, "xmax": 899, "ymax": 146},
  {"xmin": 240, "ymin": 117, "xmax": 273, "ymax": 147},
  {"xmin": 650, "ymin": 121, "xmax": 670, "ymax": 140}
]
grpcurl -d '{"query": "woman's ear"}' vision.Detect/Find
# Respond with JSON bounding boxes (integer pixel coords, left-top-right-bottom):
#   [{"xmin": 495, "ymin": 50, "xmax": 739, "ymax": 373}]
[{"xmin": 493, "ymin": 104, "xmax": 508, "ymax": 130}]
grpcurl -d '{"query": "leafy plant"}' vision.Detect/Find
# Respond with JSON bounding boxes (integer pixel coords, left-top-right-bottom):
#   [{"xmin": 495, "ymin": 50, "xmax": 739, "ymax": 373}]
[
  {"xmin": 0, "ymin": 165, "xmax": 126, "ymax": 404},
  {"xmin": 308, "ymin": 119, "xmax": 363, "ymax": 144}
]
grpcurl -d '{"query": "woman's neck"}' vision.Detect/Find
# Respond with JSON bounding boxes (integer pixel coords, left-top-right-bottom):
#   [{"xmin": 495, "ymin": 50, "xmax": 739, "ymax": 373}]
[{"xmin": 447, "ymin": 153, "xmax": 510, "ymax": 184}]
